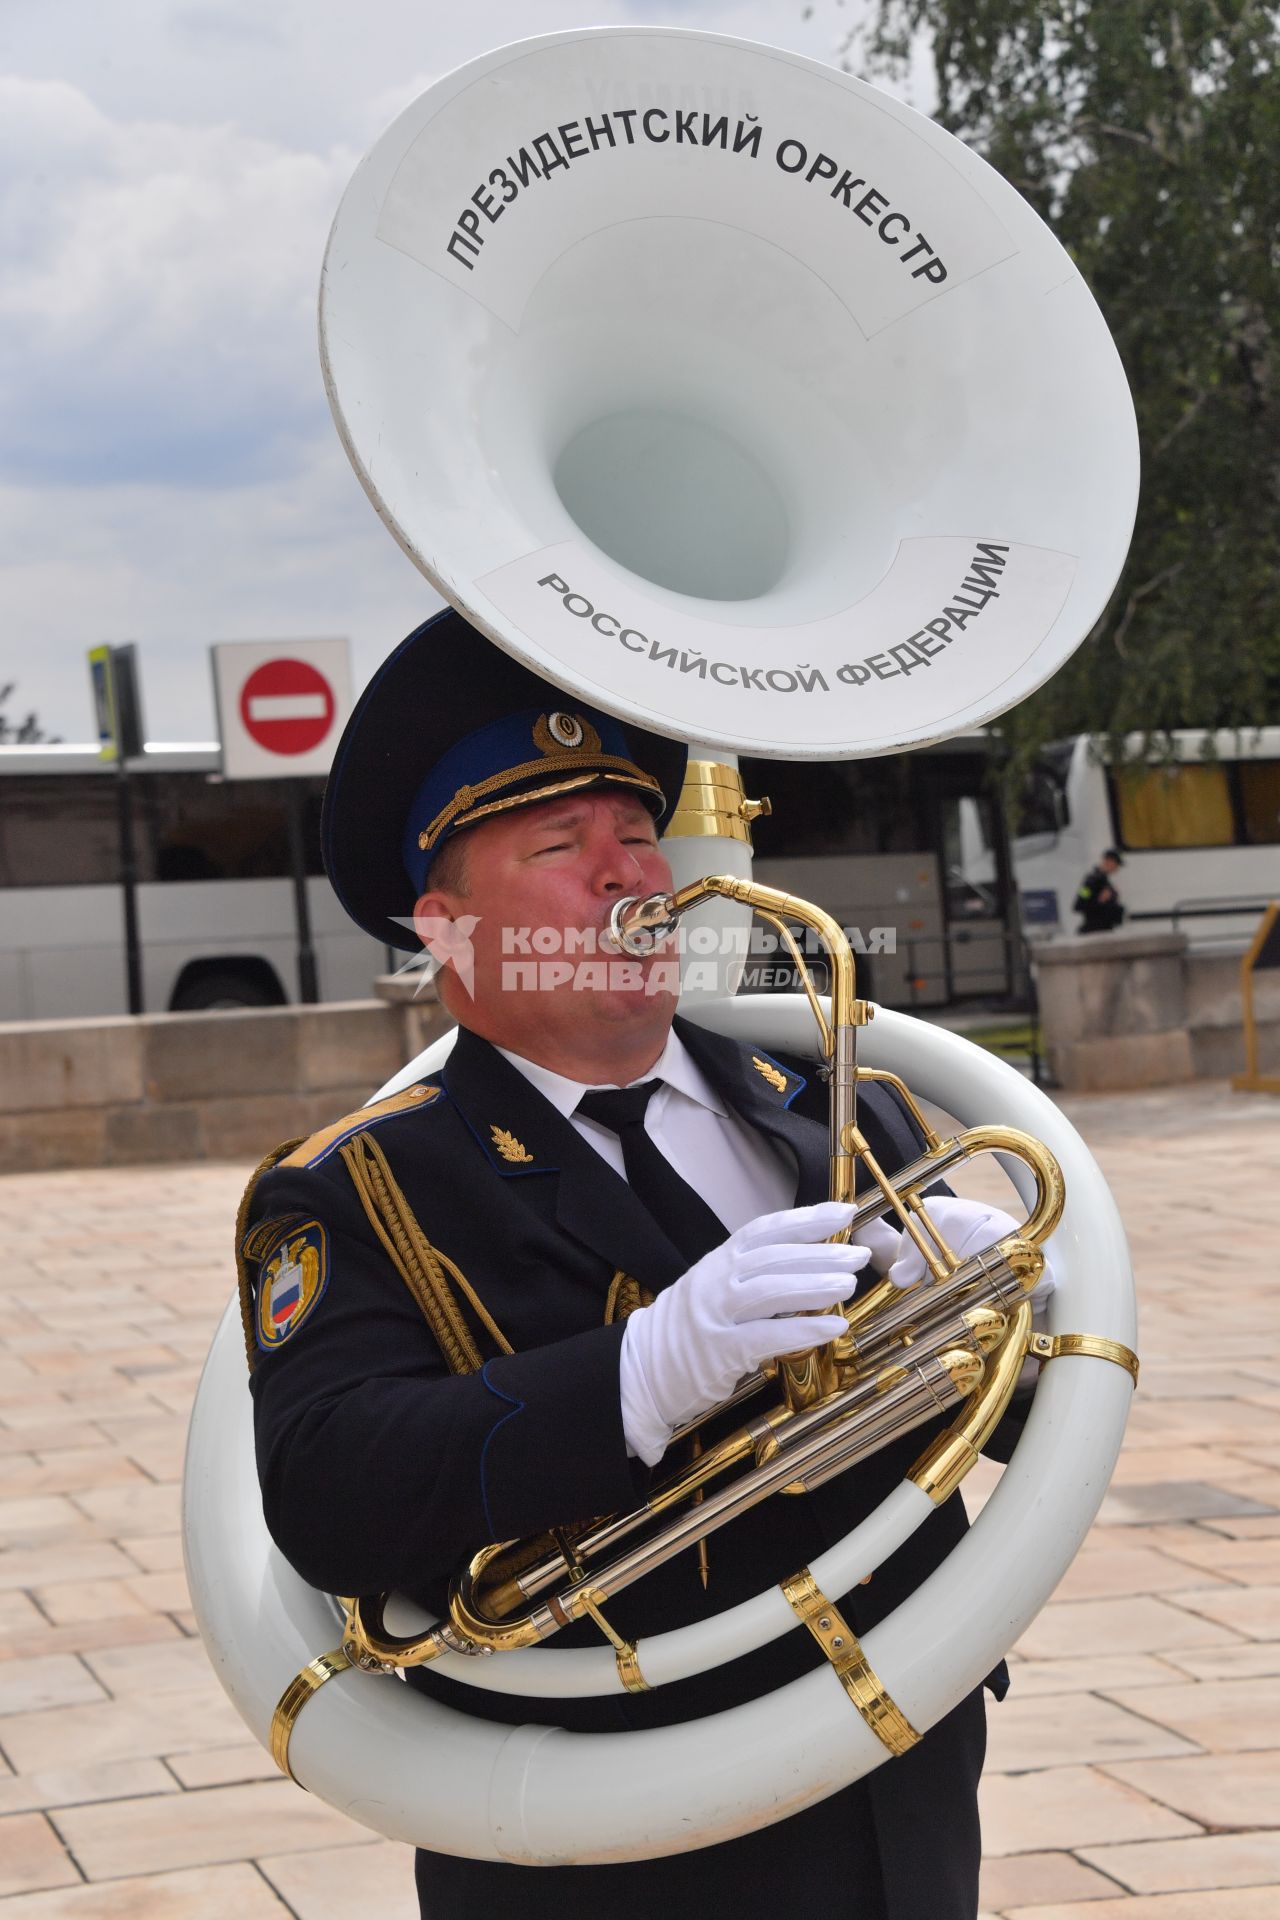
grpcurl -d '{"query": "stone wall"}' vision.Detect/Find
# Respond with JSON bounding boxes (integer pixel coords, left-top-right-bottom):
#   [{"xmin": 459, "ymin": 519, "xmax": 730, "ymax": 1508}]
[
  {"xmin": 1033, "ymin": 930, "xmax": 1280, "ymax": 1092},
  {"xmin": 6, "ymin": 942, "xmax": 1274, "ymax": 1168},
  {"xmin": 1184, "ymin": 949, "xmax": 1280, "ymax": 1080},
  {"xmin": 0, "ymin": 997, "xmax": 452, "ymax": 1174}
]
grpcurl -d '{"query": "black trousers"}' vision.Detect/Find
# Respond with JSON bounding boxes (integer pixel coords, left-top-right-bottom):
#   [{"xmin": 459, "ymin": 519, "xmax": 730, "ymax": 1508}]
[{"xmin": 414, "ymin": 1693, "xmax": 985, "ymax": 1918}]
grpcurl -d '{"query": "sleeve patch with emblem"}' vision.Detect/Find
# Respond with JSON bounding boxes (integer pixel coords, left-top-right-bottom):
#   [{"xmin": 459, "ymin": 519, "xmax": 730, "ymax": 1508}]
[{"xmin": 248, "ymin": 1219, "xmax": 330, "ymax": 1352}]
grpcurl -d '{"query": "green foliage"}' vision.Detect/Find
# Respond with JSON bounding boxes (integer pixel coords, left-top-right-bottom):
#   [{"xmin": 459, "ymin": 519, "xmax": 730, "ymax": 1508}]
[
  {"xmin": 0, "ymin": 683, "xmax": 59, "ymax": 744},
  {"xmin": 843, "ymin": 1, "xmax": 1279, "ymax": 787}
]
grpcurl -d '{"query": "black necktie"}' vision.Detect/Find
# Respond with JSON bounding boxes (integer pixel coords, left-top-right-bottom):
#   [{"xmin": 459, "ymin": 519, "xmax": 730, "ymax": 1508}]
[{"xmin": 575, "ymin": 1081, "xmax": 728, "ymax": 1267}]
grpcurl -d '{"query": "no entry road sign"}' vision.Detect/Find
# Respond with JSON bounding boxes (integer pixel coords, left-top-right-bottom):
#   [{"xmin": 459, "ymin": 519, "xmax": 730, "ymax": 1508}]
[
  {"xmin": 240, "ymin": 658, "xmax": 335, "ymax": 756},
  {"xmin": 213, "ymin": 638, "xmax": 352, "ymax": 780}
]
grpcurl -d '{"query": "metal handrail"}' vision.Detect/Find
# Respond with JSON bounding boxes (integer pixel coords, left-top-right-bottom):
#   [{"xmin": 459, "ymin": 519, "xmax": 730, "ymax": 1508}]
[{"xmin": 1128, "ymin": 895, "xmax": 1274, "ymax": 929}]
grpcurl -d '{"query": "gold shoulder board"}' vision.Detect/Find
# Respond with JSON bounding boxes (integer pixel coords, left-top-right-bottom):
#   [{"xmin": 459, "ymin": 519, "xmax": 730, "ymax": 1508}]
[
  {"xmin": 233, "ymin": 1082, "xmax": 442, "ymax": 1374},
  {"xmin": 280, "ymin": 1083, "xmax": 442, "ymax": 1171}
]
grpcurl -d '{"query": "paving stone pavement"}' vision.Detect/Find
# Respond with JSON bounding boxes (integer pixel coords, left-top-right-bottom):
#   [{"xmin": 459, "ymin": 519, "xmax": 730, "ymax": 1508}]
[{"xmin": 0, "ymin": 1079, "xmax": 1277, "ymax": 1916}]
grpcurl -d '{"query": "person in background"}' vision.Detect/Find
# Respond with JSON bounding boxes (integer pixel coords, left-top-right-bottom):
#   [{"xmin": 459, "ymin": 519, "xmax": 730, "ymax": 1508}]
[{"xmin": 1074, "ymin": 848, "xmax": 1125, "ymax": 933}]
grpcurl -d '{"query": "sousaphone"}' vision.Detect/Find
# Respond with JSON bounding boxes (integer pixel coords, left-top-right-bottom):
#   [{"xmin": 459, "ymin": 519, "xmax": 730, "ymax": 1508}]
[{"xmin": 184, "ymin": 25, "xmax": 1140, "ymax": 1864}]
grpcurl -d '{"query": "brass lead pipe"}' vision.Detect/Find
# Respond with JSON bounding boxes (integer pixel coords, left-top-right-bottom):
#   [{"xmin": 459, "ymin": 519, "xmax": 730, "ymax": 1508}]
[{"xmin": 613, "ymin": 877, "xmax": 870, "ymax": 1409}]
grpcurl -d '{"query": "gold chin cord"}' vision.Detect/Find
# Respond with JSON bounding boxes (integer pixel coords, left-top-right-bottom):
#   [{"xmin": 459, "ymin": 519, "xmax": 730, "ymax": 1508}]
[{"xmin": 272, "ymin": 873, "xmax": 1138, "ymax": 1779}]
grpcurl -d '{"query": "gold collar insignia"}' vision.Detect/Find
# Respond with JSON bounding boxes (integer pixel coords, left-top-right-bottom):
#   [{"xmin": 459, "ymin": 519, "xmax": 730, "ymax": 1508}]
[
  {"xmin": 490, "ymin": 1125, "xmax": 534, "ymax": 1165},
  {"xmin": 752, "ymin": 1055, "xmax": 788, "ymax": 1095}
]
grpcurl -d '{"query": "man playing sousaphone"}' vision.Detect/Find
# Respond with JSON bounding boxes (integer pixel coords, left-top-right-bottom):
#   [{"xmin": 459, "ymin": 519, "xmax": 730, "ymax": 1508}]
[{"xmin": 239, "ymin": 610, "xmax": 1053, "ymax": 1918}]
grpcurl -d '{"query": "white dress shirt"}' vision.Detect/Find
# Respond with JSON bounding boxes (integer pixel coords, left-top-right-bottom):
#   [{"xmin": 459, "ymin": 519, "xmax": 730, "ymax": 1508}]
[{"xmin": 495, "ymin": 1026, "xmax": 796, "ymax": 1235}]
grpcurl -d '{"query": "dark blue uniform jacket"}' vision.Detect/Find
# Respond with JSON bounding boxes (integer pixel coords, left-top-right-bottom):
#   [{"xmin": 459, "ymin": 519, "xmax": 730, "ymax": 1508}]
[{"xmin": 243, "ymin": 1016, "xmax": 1024, "ymax": 1917}]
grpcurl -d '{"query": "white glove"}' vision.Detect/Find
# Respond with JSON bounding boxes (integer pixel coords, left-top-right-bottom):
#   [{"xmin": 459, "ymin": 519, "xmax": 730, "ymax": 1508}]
[
  {"xmin": 855, "ymin": 1195, "xmax": 1058, "ymax": 1311},
  {"xmin": 619, "ymin": 1201, "xmax": 871, "ymax": 1466}
]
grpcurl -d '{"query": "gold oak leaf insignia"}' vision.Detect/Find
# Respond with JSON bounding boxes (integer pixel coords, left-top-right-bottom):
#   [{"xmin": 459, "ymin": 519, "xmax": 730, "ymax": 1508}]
[
  {"xmin": 752, "ymin": 1055, "xmax": 787, "ymax": 1094},
  {"xmin": 490, "ymin": 1125, "xmax": 534, "ymax": 1164}
]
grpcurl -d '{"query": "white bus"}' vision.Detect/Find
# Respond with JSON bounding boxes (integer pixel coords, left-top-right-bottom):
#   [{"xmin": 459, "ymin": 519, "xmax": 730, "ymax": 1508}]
[
  {"xmin": 1007, "ymin": 729, "xmax": 1280, "ymax": 947},
  {"xmin": 742, "ymin": 740, "xmax": 1019, "ymax": 1008},
  {"xmin": 0, "ymin": 743, "xmax": 388, "ymax": 1021},
  {"xmin": 2, "ymin": 738, "xmax": 1021, "ymax": 1021}
]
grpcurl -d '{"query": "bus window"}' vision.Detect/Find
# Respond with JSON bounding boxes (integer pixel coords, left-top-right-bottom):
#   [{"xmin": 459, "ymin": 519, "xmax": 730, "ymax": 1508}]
[
  {"xmin": 138, "ymin": 775, "xmax": 325, "ymax": 881},
  {"xmin": 1114, "ymin": 764, "xmax": 1234, "ymax": 849},
  {"xmin": 945, "ymin": 795, "xmax": 999, "ymax": 915},
  {"xmin": 1018, "ymin": 741, "xmax": 1073, "ymax": 836},
  {"xmin": 0, "ymin": 772, "xmax": 327, "ymax": 889},
  {"xmin": 1239, "ymin": 762, "xmax": 1280, "ymax": 845},
  {"xmin": 741, "ymin": 757, "xmax": 931, "ymax": 855},
  {"xmin": 0, "ymin": 776, "xmax": 122, "ymax": 886}
]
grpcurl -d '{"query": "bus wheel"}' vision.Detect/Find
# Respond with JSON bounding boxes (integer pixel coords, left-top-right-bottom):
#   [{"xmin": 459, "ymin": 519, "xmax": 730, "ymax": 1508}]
[{"xmin": 170, "ymin": 963, "xmax": 286, "ymax": 1012}]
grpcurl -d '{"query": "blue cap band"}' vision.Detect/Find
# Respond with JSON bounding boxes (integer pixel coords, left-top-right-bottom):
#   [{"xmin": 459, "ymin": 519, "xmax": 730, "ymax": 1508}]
[{"xmin": 401, "ymin": 704, "xmax": 665, "ymax": 895}]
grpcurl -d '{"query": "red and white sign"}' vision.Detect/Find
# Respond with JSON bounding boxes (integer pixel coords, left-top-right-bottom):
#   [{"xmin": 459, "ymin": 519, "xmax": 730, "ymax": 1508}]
[
  {"xmin": 240, "ymin": 659, "xmax": 335, "ymax": 756},
  {"xmin": 213, "ymin": 638, "xmax": 352, "ymax": 780}
]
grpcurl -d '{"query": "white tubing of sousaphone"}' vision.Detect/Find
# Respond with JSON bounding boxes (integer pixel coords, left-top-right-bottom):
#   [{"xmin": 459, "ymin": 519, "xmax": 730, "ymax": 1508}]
[
  {"xmin": 321, "ymin": 26, "xmax": 1138, "ymax": 763},
  {"xmin": 183, "ymin": 1000, "xmax": 1135, "ymax": 1859}
]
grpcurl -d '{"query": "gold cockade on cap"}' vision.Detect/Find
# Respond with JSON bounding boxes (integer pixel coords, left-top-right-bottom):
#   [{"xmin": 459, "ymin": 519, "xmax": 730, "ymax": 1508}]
[{"xmin": 534, "ymin": 711, "xmax": 601, "ymax": 756}]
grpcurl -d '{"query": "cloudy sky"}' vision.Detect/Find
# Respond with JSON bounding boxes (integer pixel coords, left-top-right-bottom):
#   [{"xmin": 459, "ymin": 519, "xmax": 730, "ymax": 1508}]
[{"xmin": 1, "ymin": 0, "xmax": 908, "ymax": 743}]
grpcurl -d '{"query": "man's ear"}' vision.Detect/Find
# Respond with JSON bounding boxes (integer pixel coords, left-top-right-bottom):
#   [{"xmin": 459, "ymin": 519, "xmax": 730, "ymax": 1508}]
[{"xmin": 412, "ymin": 890, "xmax": 453, "ymax": 946}]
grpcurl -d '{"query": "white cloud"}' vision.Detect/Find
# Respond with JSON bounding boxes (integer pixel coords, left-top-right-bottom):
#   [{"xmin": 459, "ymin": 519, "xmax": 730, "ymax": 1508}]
[
  {"xmin": 0, "ymin": 74, "xmax": 356, "ymax": 486},
  {"xmin": 0, "ymin": 0, "xmax": 647, "ymax": 149},
  {"xmin": 1, "ymin": 0, "xmax": 897, "ymax": 742},
  {"xmin": 1, "ymin": 444, "xmax": 439, "ymax": 742}
]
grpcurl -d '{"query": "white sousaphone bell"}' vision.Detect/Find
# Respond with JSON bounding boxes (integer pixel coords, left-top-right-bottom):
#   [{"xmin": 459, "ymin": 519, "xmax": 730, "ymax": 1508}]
[{"xmin": 184, "ymin": 25, "xmax": 1140, "ymax": 1864}]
